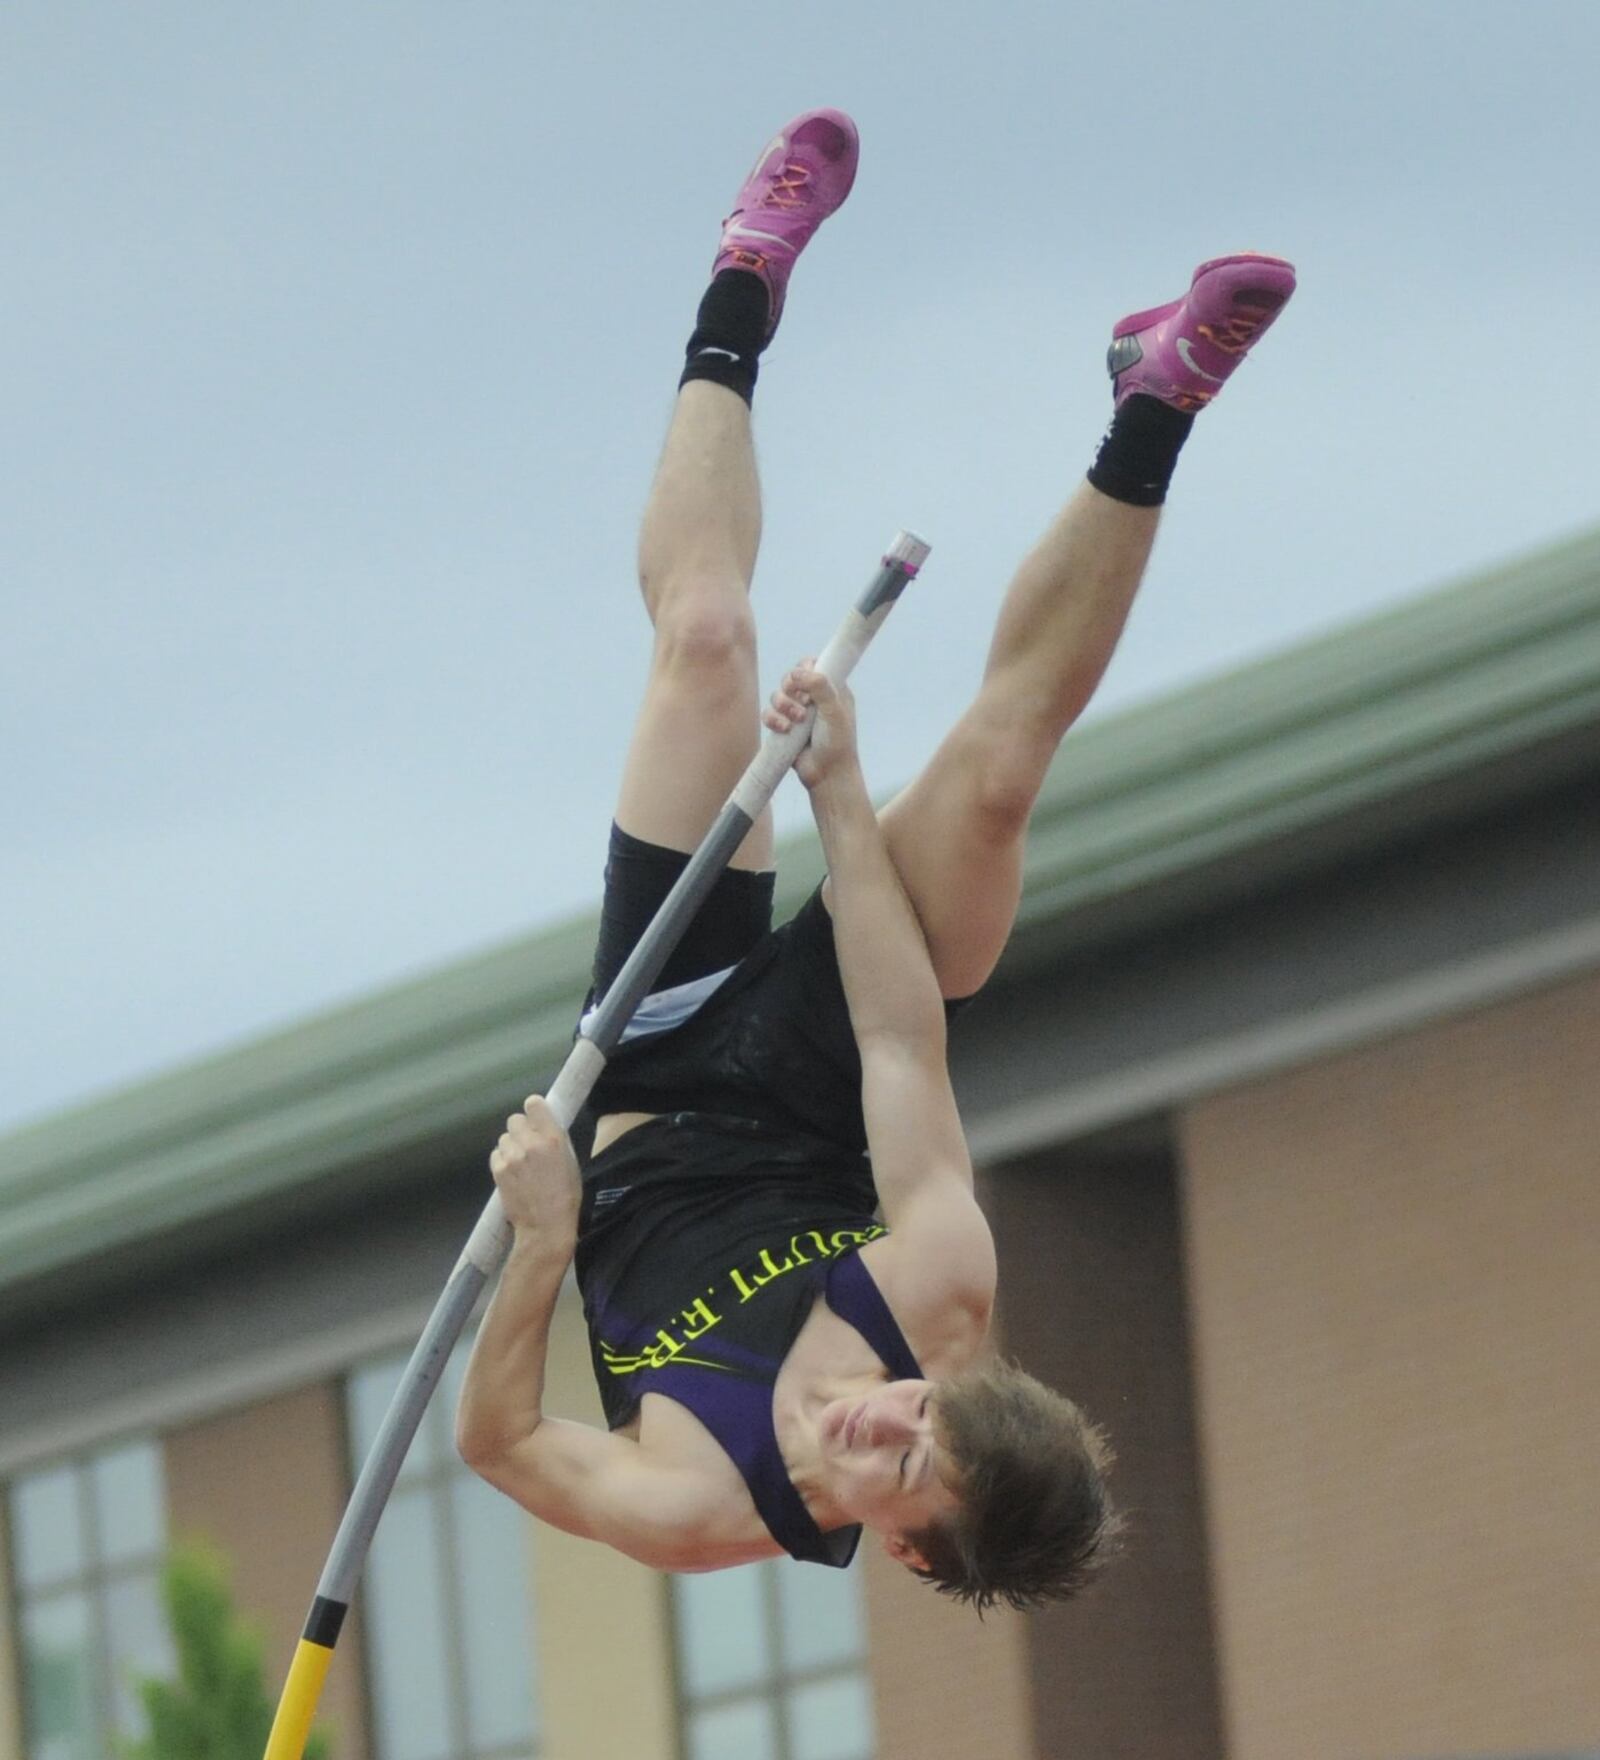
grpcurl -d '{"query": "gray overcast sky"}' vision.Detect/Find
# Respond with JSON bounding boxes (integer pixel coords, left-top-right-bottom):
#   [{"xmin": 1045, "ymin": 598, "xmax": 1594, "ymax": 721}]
[{"xmin": 4, "ymin": 1, "xmax": 1597, "ymax": 1133}]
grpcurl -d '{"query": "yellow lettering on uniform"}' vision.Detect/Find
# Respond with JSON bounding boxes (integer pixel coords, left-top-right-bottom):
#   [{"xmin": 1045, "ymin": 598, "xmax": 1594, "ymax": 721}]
[
  {"xmin": 639, "ymin": 1328, "xmax": 685, "ymax": 1370},
  {"xmin": 827, "ymin": 1224, "xmax": 889, "ymax": 1251},
  {"xmin": 729, "ymin": 1229, "xmax": 864, "ymax": 1303},
  {"xmin": 788, "ymin": 1230, "xmax": 830, "ymax": 1265},
  {"xmin": 740, "ymin": 1246, "xmax": 800, "ymax": 1295},
  {"xmin": 680, "ymin": 1296, "xmax": 721, "ymax": 1340}
]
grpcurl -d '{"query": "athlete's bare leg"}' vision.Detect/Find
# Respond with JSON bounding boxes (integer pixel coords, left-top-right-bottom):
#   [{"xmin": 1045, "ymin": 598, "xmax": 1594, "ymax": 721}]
[
  {"xmin": 612, "ymin": 110, "xmax": 859, "ymax": 869},
  {"xmin": 614, "ymin": 379, "xmax": 772, "ymax": 868},
  {"xmin": 878, "ymin": 482, "xmax": 1158, "ymax": 996},
  {"xmin": 879, "ymin": 251, "xmax": 1297, "ymax": 996}
]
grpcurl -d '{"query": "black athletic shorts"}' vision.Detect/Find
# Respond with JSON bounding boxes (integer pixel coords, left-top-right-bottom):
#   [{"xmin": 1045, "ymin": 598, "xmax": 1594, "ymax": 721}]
[
  {"xmin": 589, "ymin": 824, "xmax": 778, "ymax": 1002},
  {"xmin": 578, "ymin": 824, "xmax": 872, "ymax": 1155},
  {"xmin": 577, "ymin": 823, "xmax": 974, "ymax": 1162}
]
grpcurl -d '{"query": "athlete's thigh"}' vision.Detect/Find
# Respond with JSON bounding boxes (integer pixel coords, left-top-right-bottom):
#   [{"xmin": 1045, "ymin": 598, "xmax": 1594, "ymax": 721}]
[
  {"xmin": 613, "ymin": 634, "xmax": 773, "ymax": 868},
  {"xmin": 873, "ymin": 719, "xmax": 1031, "ymax": 999}
]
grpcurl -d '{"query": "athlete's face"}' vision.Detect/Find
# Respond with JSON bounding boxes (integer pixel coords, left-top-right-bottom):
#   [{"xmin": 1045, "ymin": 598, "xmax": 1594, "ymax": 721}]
[{"xmin": 820, "ymin": 1379, "xmax": 958, "ymax": 1544}]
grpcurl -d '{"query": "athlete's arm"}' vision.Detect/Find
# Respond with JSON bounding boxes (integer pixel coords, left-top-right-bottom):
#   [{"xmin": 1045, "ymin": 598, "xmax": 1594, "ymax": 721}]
[
  {"xmin": 766, "ymin": 668, "xmax": 995, "ymax": 1304},
  {"xmin": 455, "ymin": 1100, "xmax": 720, "ymax": 1567},
  {"xmin": 768, "ymin": 663, "xmax": 950, "ymax": 1057},
  {"xmin": 466, "ymin": 1405, "xmax": 723, "ymax": 1570}
]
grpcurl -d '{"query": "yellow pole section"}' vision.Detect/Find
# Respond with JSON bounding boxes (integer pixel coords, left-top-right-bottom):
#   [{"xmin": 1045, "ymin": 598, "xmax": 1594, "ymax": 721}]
[{"xmin": 264, "ymin": 1640, "xmax": 334, "ymax": 1760}]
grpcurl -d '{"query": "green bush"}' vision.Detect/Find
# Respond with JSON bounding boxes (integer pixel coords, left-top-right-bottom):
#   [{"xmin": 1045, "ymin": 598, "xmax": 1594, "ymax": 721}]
[{"xmin": 121, "ymin": 1543, "xmax": 331, "ymax": 1760}]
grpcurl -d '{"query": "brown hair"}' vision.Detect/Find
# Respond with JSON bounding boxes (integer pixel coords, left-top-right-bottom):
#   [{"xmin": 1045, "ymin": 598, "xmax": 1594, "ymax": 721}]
[{"xmin": 904, "ymin": 1359, "xmax": 1122, "ymax": 1615}]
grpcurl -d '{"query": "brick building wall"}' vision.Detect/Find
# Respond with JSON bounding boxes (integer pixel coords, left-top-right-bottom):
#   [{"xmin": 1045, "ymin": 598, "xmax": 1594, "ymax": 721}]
[
  {"xmin": 983, "ymin": 1154, "xmax": 1225, "ymax": 1760},
  {"xmin": 1179, "ymin": 968, "xmax": 1600, "ymax": 1760},
  {"xmin": 164, "ymin": 1383, "xmax": 373, "ymax": 1760},
  {"xmin": 861, "ymin": 1521, "xmax": 1034, "ymax": 1760}
]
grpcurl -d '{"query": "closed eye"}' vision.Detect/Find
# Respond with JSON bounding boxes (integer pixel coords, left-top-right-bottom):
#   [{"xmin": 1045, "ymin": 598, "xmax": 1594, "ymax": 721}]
[{"xmin": 899, "ymin": 1449, "xmax": 910, "ymax": 1484}]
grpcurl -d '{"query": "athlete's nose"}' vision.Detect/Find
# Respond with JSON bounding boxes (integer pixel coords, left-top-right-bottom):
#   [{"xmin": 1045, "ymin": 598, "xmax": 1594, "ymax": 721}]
[{"xmin": 870, "ymin": 1402, "xmax": 917, "ymax": 1445}]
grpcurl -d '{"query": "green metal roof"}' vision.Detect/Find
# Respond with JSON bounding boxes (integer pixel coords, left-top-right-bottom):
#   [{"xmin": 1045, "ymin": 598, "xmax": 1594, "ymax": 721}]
[{"xmin": 4, "ymin": 523, "xmax": 1599, "ymax": 1304}]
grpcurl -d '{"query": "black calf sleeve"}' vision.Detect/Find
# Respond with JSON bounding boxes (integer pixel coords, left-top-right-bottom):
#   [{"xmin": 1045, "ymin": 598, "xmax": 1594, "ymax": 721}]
[
  {"xmin": 679, "ymin": 270, "xmax": 771, "ymax": 406},
  {"xmin": 1087, "ymin": 394, "xmax": 1196, "ymax": 507}
]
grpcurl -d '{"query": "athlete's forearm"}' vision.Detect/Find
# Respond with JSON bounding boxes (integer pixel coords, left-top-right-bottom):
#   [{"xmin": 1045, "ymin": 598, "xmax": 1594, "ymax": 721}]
[
  {"xmin": 455, "ymin": 1232, "xmax": 571, "ymax": 1466},
  {"xmin": 809, "ymin": 763, "xmax": 947, "ymax": 1052}
]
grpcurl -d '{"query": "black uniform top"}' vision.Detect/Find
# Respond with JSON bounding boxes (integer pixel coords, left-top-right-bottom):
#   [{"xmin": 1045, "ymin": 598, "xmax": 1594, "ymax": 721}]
[{"xmin": 574, "ymin": 1112, "xmax": 922, "ymax": 1567}]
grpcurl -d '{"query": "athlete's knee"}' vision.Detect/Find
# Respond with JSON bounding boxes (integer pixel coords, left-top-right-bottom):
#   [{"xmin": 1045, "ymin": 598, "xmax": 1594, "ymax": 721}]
[
  {"xmin": 957, "ymin": 714, "xmax": 1054, "ymax": 843},
  {"xmin": 647, "ymin": 588, "xmax": 758, "ymax": 692},
  {"xmin": 971, "ymin": 768, "xmax": 1040, "ymax": 842}
]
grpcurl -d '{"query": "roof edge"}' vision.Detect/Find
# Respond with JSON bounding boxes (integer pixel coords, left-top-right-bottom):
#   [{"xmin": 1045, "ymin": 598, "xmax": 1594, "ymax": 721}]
[{"xmin": 3, "ymin": 524, "xmax": 1598, "ymax": 1291}]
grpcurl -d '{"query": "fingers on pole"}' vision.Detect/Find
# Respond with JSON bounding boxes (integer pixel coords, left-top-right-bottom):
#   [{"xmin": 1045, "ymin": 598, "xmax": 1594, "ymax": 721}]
[{"xmin": 764, "ymin": 657, "xmax": 831, "ymax": 734}]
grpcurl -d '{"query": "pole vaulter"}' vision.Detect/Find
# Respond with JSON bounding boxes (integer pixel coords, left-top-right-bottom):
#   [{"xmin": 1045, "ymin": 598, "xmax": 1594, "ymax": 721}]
[
  {"xmin": 263, "ymin": 533, "xmax": 928, "ymax": 1760},
  {"xmin": 266, "ymin": 82, "xmax": 1300, "ymax": 1751}
]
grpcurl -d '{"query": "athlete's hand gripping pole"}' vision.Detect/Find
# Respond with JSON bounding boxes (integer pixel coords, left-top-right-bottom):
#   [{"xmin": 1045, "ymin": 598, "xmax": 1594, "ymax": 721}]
[{"xmin": 263, "ymin": 531, "xmax": 929, "ymax": 1760}]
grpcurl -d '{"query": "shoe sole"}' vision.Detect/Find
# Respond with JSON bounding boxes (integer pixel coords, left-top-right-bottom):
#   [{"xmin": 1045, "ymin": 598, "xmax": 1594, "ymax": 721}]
[{"xmin": 1113, "ymin": 252, "xmax": 1295, "ymax": 341}]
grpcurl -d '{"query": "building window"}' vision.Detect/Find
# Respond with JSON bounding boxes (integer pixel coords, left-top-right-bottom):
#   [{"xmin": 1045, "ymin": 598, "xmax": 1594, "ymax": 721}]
[
  {"xmin": 673, "ymin": 1557, "xmax": 875, "ymax": 1760},
  {"xmin": 5, "ymin": 1437, "xmax": 173, "ymax": 1760},
  {"xmin": 347, "ymin": 1339, "xmax": 541, "ymax": 1760}
]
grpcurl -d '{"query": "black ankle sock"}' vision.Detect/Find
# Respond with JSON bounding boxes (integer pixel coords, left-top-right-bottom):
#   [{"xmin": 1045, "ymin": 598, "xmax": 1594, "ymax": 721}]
[
  {"xmin": 679, "ymin": 270, "xmax": 771, "ymax": 405},
  {"xmin": 1086, "ymin": 395, "xmax": 1196, "ymax": 507}
]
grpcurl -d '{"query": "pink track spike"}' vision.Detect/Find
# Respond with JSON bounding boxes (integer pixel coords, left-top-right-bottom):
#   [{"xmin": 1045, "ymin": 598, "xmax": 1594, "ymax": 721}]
[
  {"xmin": 712, "ymin": 109, "xmax": 860, "ymax": 340},
  {"xmin": 1107, "ymin": 254, "xmax": 1297, "ymax": 411}
]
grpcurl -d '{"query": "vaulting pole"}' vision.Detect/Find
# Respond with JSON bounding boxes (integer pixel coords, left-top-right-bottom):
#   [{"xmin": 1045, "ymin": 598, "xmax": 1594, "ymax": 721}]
[{"xmin": 263, "ymin": 531, "xmax": 929, "ymax": 1759}]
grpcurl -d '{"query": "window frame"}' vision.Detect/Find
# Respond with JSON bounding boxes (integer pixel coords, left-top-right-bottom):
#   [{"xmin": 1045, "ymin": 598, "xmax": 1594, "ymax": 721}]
[
  {"xmin": 4, "ymin": 1436, "xmax": 170, "ymax": 1760},
  {"xmin": 345, "ymin": 1342, "xmax": 541, "ymax": 1760},
  {"xmin": 671, "ymin": 1556, "xmax": 875, "ymax": 1760}
]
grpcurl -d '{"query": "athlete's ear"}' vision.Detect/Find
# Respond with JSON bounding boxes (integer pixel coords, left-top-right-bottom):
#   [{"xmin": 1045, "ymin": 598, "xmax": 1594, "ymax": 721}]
[{"xmin": 882, "ymin": 1532, "xmax": 931, "ymax": 1572}]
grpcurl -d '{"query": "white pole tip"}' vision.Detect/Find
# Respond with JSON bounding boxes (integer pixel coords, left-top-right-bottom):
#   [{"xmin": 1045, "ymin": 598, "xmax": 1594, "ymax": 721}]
[{"xmin": 885, "ymin": 530, "xmax": 932, "ymax": 573}]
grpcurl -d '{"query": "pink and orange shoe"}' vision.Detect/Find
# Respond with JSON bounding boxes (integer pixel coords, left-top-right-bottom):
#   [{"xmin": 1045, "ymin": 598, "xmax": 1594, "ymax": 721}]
[
  {"xmin": 713, "ymin": 109, "xmax": 860, "ymax": 339},
  {"xmin": 1108, "ymin": 254, "xmax": 1297, "ymax": 411}
]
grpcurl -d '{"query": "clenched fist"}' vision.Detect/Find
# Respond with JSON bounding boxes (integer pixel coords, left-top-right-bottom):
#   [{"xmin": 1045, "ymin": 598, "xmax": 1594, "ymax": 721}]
[
  {"xmin": 489, "ymin": 1096, "xmax": 580, "ymax": 1246},
  {"xmin": 762, "ymin": 661, "xmax": 859, "ymax": 791}
]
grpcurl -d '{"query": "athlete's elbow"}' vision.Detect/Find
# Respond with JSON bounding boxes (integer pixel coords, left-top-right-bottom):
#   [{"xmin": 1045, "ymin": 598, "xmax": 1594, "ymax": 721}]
[
  {"xmin": 454, "ymin": 1421, "xmax": 496, "ymax": 1476},
  {"xmin": 455, "ymin": 1407, "xmax": 523, "ymax": 1476}
]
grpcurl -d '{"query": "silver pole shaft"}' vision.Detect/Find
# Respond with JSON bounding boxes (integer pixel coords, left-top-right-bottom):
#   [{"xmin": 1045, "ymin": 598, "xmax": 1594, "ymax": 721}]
[{"xmin": 311, "ymin": 530, "xmax": 927, "ymax": 1612}]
